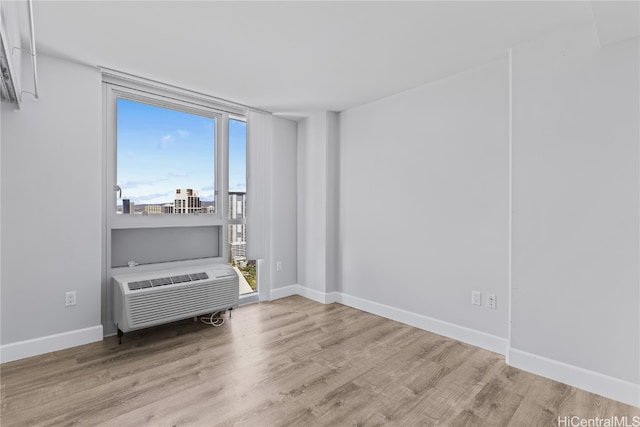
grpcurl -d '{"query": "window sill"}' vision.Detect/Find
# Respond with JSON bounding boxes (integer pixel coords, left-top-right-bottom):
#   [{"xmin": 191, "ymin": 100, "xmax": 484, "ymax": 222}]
[{"xmin": 110, "ymin": 214, "xmax": 223, "ymax": 230}]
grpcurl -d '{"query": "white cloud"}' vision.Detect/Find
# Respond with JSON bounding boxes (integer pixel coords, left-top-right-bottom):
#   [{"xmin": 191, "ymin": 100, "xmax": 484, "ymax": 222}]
[
  {"xmin": 168, "ymin": 172, "xmax": 188, "ymax": 178},
  {"xmin": 159, "ymin": 134, "xmax": 173, "ymax": 149},
  {"xmin": 122, "ymin": 178, "xmax": 168, "ymax": 189},
  {"xmin": 133, "ymin": 192, "xmax": 174, "ymax": 203}
]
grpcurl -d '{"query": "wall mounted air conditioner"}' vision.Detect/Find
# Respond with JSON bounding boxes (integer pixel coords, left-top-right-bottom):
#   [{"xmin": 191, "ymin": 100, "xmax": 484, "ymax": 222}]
[
  {"xmin": 112, "ymin": 264, "xmax": 239, "ymax": 339},
  {"xmin": 0, "ymin": 6, "xmax": 21, "ymax": 106}
]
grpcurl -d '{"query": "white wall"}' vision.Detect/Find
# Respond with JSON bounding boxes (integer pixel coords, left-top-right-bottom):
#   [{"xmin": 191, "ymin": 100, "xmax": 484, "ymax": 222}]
[
  {"xmin": 339, "ymin": 58, "xmax": 510, "ymax": 344},
  {"xmin": 326, "ymin": 113, "xmax": 340, "ymax": 293},
  {"xmin": 270, "ymin": 116, "xmax": 298, "ymax": 289},
  {"xmin": 1, "ymin": 54, "xmax": 103, "ymax": 358},
  {"xmin": 297, "ymin": 115, "xmax": 323, "ymax": 293},
  {"xmin": 297, "ymin": 112, "xmax": 340, "ymax": 295},
  {"xmin": 510, "ymin": 23, "xmax": 639, "ymax": 396}
]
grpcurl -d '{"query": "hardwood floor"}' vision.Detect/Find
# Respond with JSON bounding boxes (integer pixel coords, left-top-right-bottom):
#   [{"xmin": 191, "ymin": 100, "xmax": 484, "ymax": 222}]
[{"xmin": 1, "ymin": 296, "xmax": 638, "ymax": 426}]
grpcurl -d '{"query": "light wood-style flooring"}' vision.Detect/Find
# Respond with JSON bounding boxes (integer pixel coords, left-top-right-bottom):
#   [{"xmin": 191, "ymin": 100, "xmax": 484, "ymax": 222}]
[{"xmin": 1, "ymin": 296, "xmax": 638, "ymax": 426}]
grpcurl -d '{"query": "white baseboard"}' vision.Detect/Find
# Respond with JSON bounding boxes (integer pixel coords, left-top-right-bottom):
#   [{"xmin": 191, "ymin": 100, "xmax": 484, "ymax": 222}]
[
  {"xmin": 271, "ymin": 284, "xmax": 338, "ymax": 304},
  {"xmin": 298, "ymin": 286, "xmax": 338, "ymax": 304},
  {"xmin": 0, "ymin": 325, "xmax": 103, "ymax": 364},
  {"xmin": 335, "ymin": 292, "xmax": 508, "ymax": 355},
  {"xmin": 508, "ymin": 348, "xmax": 640, "ymax": 408},
  {"xmin": 270, "ymin": 284, "xmax": 300, "ymax": 300}
]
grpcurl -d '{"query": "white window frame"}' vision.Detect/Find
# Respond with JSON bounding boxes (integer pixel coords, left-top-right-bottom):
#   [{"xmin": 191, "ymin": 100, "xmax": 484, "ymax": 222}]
[{"xmin": 103, "ymin": 76, "xmax": 247, "ymax": 263}]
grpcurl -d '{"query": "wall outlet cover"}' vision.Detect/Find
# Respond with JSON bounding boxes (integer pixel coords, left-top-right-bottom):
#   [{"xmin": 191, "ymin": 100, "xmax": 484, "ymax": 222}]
[
  {"xmin": 472, "ymin": 291, "xmax": 481, "ymax": 306},
  {"xmin": 65, "ymin": 291, "xmax": 77, "ymax": 306},
  {"xmin": 487, "ymin": 293, "xmax": 497, "ymax": 309}
]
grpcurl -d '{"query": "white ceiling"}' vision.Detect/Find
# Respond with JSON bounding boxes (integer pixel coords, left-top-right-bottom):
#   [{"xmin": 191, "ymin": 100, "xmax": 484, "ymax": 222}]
[{"xmin": 11, "ymin": 1, "xmax": 635, "ymax": 113}]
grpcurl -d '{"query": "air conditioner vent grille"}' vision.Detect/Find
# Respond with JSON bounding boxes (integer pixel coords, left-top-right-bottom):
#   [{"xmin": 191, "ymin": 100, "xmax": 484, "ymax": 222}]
[
  {"xmin": 170, "ymin": 274, "xmax": 191, "ymax": 284},
  {"xmin": 151, "ymin": 277, "xmax": 172, "ymax": 287},
  {"xmin": 127, "ymin": 278, "xmax": 237, "ymax": 326},
  {"xmin": 189, "ymin": 272, "xmax": 209, "ymax": 281},
  {"xmin": 127, "ymin": 272, "xmax": 209, "ymax": 291},
  {"xmin": 128, "ymin": 280, "xmax": 152, "ymax": 290}
]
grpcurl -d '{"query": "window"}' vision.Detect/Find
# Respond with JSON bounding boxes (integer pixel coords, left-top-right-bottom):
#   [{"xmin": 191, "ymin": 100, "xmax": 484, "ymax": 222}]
[
  {"xmin": 227, "ymin": 118, "xmax": 256, "ymax": 293},
  {"xmin": 116, "ymin": 98, "xmax": 216, "ymax": 215},
  {"xmin": 104, "ymin": 78, "xmax": 248, "ymax": 268}
]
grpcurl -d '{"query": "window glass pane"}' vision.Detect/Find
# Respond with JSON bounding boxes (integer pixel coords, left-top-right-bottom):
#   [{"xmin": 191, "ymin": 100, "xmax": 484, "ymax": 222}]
[
  {"xmin": 228, "ymin": 224, "xmax": 256, "ymax": 294},
  {"xmin": 229, "ymin": 223, "xmax": 247, "ymax": 262},
  {"xmin": 228, "ymin": 118, "xmax": 246, "ymax": 218},
  {"xmin": 227, "ymin": 118, "xmax": 254, "ymax": 294},
  {"xmin": 116, "ymin": 98, "xmax": 216, "ymax": 214}
]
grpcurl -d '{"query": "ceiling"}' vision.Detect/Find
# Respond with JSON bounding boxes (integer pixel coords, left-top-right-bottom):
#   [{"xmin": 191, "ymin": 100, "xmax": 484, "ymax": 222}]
[{"xmin": 9, "ymin": 1, "xmax": 637, "ymax": 113}]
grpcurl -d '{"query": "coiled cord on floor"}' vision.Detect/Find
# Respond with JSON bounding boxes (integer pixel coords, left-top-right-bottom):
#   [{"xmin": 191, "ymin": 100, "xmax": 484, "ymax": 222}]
[{"xmin": 200, "ymin": 311, "xmax": 225, "ymax": 327}]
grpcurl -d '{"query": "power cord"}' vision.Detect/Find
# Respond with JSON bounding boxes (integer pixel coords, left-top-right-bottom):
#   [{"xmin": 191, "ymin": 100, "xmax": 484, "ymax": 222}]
[{"xmin": 200, "ymin": 311, "xmax": 225, "ymax": 327}]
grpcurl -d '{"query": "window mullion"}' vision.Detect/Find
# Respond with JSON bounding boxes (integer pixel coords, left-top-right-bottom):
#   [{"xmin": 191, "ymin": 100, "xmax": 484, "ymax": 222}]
[{"xmin": 220, "ymin": 113, "xmax": 230, "ymax": 262}]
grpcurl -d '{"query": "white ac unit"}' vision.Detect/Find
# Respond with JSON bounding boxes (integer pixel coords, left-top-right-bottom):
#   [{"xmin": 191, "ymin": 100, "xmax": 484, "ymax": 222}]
[
  {"xmin": 112, "ymin": 264, "xmax": 239, "ymax": 339},
  {"xmin": 0, "ymin": 7, "xmax": 21, "ymax": 106}
]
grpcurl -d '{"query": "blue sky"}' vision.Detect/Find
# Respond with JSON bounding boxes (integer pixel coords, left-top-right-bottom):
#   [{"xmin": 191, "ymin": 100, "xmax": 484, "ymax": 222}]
[{"xmin": 117, "ymin": 99, "xmax": 246, "ymax": 205}]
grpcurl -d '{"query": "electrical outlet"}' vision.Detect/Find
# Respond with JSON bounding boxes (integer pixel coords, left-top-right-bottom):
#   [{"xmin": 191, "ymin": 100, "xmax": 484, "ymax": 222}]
[
  {"xmin": 65, "ymin": 291, "xmax": 76, "ymax": 306},
  {"xmin": 276, "ymin": 261, "xmax": 282, "ymax": 271},
  {"xmin": 487, "ymin": 294, "xmax": 497, "ymax": 309},
  {"xmin": 471, "ymin": 291, "xmax": 481, "ymax": 306}
]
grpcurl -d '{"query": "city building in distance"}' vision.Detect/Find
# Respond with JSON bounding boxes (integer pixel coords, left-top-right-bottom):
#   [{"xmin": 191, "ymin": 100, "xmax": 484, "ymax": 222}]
[{"xmin": 174, "ymin": 188, "xmax": 201, "ymax": 214}]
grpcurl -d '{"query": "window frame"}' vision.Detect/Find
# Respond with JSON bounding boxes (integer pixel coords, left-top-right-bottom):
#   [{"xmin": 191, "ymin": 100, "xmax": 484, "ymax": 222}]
[{"xmin": 104, "ymin": 77, "xmax": 247, "ymax": 264}]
